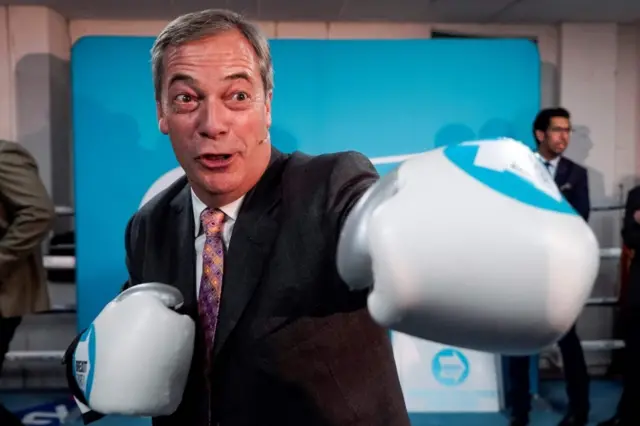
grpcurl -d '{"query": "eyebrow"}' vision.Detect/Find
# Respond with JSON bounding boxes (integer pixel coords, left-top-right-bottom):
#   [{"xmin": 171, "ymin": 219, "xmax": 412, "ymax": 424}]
[
  {"xmin": 167, "ymin": 71, "xmax": 252, "ymax": 89},
  {"xmin": 223, "ymin": 71, "xmax": 252, "ymax": 83},
  {"xmin": 168, "ymin": 73, "xmax": 195, "ymax": 88}
]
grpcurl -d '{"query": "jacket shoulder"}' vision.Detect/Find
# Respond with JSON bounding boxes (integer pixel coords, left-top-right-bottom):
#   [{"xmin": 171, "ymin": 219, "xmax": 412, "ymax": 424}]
[
  {"xmin": 280, "ymin": 150, "xmax": 377, "ymax": 223},
  {"xmin": 285, "ymin": 150, "xmax": 373, "ymax": 182},
  {"xmin": 628, "ymin": 185, "xmax": 640, "ymax": 200},
  {"xmin": 562, "ymin": 156, "xmax": 586, "ymax": 174},
  {"xmin": 0, "ymin": 140, "xmax": 37, "ymax": 165}
]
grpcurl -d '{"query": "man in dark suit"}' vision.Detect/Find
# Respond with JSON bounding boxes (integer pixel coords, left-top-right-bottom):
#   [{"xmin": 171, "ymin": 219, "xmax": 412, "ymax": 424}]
[
  {"xmin": 0, "ymin": 140, "xmax": 55, "ymax": 426},
  {"xmin": 508, "ymin": 107, "xmax": 590, "ymax": 426},
  {"xmin": 120, "ymin": 9, "xmax": 409, "ymax": 426},
  {"xmin": 598, "ymin": 186, "xmax": 640, "ymax": 425}
]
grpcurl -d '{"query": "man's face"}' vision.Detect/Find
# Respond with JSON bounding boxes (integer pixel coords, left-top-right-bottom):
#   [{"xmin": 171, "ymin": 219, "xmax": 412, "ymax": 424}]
[
  {"xmin": 157, "ymin": 30, "xmax": 272, "ymax": 205},
  {"xmin": 538, "ymin": 117, "xmax": 571, "ymax": 156}
]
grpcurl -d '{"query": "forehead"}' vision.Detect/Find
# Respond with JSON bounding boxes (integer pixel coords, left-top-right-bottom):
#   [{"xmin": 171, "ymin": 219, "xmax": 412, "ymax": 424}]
[
  {"xmin": 549, "ymin": 116, "xmax": 570, "ymax": 127},
  {"xmin": 163, "ymin": 29, "xmax": 260, "ymax": 79}
]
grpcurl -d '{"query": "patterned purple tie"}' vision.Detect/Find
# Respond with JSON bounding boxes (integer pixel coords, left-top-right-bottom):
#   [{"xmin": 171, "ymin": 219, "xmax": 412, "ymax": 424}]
[{"xmin": 198, "ymin": 208, "xmax": 226, "ymax": 368}]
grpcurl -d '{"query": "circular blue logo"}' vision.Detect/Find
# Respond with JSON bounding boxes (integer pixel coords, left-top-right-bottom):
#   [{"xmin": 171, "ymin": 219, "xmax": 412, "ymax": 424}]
[
  {"xmin": 443, "ymin": 141, "xmax": 576, "ymax": 215},
  {"xmin": 431, "ymin": 348, "xmax": 470, "ymax": 386}
]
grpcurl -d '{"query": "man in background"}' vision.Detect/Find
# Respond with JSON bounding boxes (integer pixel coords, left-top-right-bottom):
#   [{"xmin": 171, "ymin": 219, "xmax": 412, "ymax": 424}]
[
  {"xmin": 598, "ymin": 186, "xmax": 640, "ymax": 425},
  {"xmin": 508, "ymin": 107, "xmax": 591, "ymax": 426},
  {"xmin": 0, "ymin": 140, "xmax": 54, "ymax": 426}
]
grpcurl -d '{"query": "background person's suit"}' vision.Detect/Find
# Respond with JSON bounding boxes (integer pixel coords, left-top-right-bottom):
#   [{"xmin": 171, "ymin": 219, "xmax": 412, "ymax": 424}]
[
  {"xmin": 554, "ymin": 157, "xmax": 590, "ymax": 221},
  {"xmin": 509, "ymin": 156, "xmax": 590, "ymax": 422},
  {"xmin": 0, "ymin": 140, "xmax": 53, "ymax": 319},
  {"xmin": 613, "ymin": 185, "xmax": 640, "ymax": 421},
  {"xmin": 124, "ymin": 147, "xmax": 410, "ymax": 426}
]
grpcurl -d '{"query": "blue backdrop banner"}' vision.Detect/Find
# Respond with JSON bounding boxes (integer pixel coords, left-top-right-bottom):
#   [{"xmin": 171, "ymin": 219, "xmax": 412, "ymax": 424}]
[{"xmin": 72, "ymin": 35, "xmax": 540, "ymax": 421}]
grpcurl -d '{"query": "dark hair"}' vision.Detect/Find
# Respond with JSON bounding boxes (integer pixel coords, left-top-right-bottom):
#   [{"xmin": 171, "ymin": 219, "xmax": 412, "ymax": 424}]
[{"xmin": 532, "ymin": 107, "xmax": 570, "ymax": 144}]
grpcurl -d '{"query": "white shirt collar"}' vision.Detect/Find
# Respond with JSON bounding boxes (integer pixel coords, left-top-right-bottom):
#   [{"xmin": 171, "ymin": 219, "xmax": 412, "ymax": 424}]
[
  {"xmin": 191, "ymin": 189, "xmax": 244, "ymax": 237},
  {"xmin": 535, "ymin": 152, "xmax": 560, "ymax": 168}
]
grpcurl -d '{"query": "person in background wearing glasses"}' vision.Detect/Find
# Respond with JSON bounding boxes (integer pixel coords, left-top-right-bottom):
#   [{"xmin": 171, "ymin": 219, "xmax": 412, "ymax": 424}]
[{"xmin": 507, "ymin": 107, "xmax": 591, "ymax": 426}]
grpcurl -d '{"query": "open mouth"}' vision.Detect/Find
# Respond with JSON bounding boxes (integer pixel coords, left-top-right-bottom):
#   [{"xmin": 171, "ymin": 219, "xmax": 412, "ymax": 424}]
[
  {"xmin": 197, "ymin": 153, "xmax": 234, "ymax": 169},
  {"xmin": 203, "ymin": 154, "xmax": 232, "ymax": 160}
]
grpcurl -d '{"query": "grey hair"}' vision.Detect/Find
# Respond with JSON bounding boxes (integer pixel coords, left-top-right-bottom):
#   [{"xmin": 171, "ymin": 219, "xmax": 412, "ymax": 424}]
[{"xmin": 151, "ymin": 9, "xmax": 274, "ymax": 101}]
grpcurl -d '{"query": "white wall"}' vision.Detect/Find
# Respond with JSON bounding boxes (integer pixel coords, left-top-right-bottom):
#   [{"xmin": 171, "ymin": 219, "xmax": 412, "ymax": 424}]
[{"xmin": 0, "ymin": 6, "xmax": 73, "ymax": 219}]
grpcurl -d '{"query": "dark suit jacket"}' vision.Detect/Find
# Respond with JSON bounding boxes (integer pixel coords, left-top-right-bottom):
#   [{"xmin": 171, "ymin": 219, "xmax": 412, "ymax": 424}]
[
  {"xmin": 622, "ymin": 186, "xmax": 640, "ymax": 307},
  {"xmin": 554, "ymin": 157, "xmax": 590, "ymax": 222},
  {"xmin": 0, "ymin": 140, "xmax": 53, "ymax": 317},
  {"xmin": 124, "ymin": 147, "xmax": 410, "ymax": 426}
]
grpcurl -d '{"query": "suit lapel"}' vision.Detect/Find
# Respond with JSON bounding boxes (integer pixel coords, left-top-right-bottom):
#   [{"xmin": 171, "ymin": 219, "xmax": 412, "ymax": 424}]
[
  {"xmin": 213, "ymin": 148, "xmax": 287, "ymax": 359},
  {"xmin": 169, "ymin": 182, "xmax": 198, "ymax": 318},
  {"xmin": 554, "ymin": 157, "xmax": 570, "ymax": 187}
]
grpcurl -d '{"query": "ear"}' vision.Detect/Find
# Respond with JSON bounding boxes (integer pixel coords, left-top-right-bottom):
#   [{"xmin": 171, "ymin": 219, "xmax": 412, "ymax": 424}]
[
  {"xmin": 534, "ymin": 130, "xmax": 545, "ymax": 144},
  {"xmin": 157, "ymin": 101, "xmax": 169, "ymax": 135},
  {"xmin": 265, "ymin": 90, "xmax": 273, "ymax": 130}
]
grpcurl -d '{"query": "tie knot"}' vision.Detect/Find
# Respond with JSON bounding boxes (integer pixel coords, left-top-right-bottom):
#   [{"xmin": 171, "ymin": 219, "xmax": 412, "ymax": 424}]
[{"xmin": 201, "ymin": 208, "xmax": 225, "ymax": 236}]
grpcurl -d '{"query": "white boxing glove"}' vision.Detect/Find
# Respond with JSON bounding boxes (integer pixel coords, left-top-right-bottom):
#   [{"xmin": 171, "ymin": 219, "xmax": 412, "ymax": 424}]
[
  {"xmin": 63, "ymin": 283, "xmax": 195, "ymax": 423},
  {"xmin": 337, "ymin": 138, "xmax": 599, "ymax": 355}
]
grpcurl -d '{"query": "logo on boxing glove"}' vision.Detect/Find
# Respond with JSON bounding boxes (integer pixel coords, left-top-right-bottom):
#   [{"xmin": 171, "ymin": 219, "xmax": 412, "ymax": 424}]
[
  {"xmin": 73, "ymin": 324, "xmax": 96, "ymax": 400},
  {"xmin": 443, "ymin": 139, "xmax": 576, "ymax": 215}
]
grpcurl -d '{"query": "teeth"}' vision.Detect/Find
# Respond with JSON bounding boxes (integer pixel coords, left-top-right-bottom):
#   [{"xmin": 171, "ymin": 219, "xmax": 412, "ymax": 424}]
[{"xmin": 202, "ymin": 154, "xmax": 231, "ymax": 160}]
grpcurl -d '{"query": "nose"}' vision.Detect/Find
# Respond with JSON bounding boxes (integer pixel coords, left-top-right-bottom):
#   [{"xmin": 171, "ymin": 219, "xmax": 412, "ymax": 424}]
[{"xmin": 196, "ymin": 97, "xmax": 229, "ymax": 140}]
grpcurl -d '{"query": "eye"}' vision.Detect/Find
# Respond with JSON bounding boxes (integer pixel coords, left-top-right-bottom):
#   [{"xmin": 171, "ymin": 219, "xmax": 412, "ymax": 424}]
[
  {"xmin": 171, "ymin": 93, "xmax": 198, "ymax": 113},
  {"xmin": 175, "ymin": 94, "xmax": 194, "ymax": 103},
  {"xmin": 232, "ymin": 91, "xmax": 249, "ymax": 102}
]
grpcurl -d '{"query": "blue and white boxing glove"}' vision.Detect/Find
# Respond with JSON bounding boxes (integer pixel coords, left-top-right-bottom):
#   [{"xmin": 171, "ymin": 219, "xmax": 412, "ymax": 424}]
[
  {"xmin": 337, "ymin": 138, "xmax": 599, "ymax": 355},
  {"xmin": 63, "ymin": 283, "xmax": 195, "ymax": 423}
]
